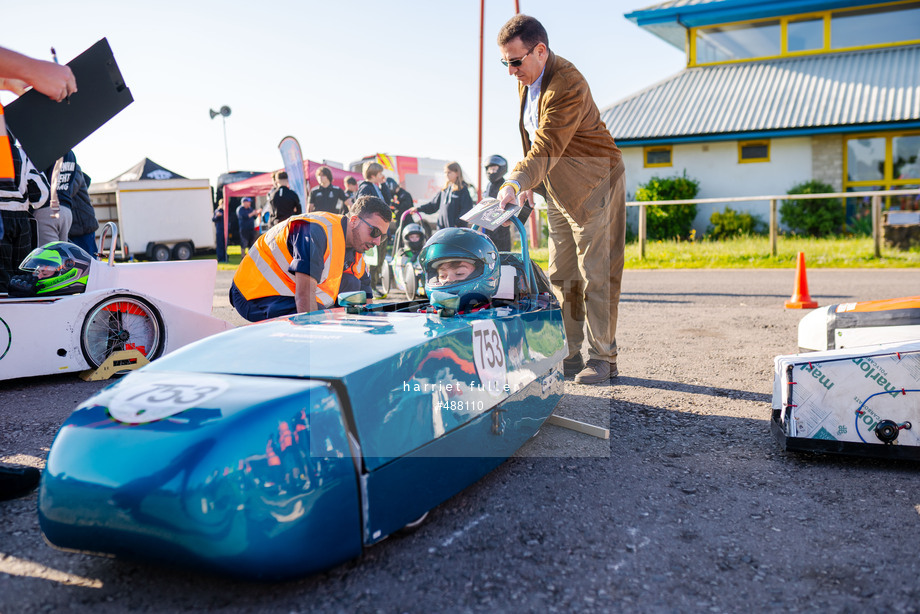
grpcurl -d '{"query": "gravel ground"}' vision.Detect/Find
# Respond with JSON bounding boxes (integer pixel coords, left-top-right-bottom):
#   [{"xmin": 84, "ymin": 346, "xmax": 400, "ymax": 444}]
[{"xmin": 1, "ymin": 268, "xmax": 918, "ymax": 613}]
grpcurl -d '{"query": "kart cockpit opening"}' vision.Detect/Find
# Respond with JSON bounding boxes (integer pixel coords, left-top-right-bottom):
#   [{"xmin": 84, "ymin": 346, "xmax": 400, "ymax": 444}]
[
  {"xmin": 419, "ymin": 228, "xmax": 500, "ymax": 313},
  {"xmin": 9, "ymin": 241, "xmax": 93, "ymax": 297}
]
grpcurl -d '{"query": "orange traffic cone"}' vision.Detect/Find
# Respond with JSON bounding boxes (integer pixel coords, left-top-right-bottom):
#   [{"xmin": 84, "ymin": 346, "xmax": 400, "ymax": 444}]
[{"xmin": 785, "ymin": 252, "xmax": 818, "ymax": 309}]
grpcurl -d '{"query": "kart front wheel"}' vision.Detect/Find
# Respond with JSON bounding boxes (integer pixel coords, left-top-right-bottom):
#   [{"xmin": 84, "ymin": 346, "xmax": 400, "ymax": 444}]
[
  {"xmin": 80, "ymin": 295, "xmax": 164, "ymax": 369},
  {"xmin": 380, "ymin": 262, "xmax": 392, "ymax": 297},
  {"xmin": 405, "ymin": 266, "xmax": 417, "ymax": 301}
]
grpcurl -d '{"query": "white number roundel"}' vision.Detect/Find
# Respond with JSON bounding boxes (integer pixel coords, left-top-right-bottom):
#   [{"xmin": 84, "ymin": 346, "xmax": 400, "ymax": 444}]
[
  {"xmin": 472, "ymin": 320, "xmax": 506, "ymax": 397},
  {"xmin": 107, "ymin": 374, "xmax": 230, "ymax": 423}
]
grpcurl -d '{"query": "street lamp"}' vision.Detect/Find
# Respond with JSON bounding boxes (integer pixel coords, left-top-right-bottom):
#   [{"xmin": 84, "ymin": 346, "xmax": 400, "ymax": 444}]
[{"xmin": 209, "ymin": 105, "xmax": 231, "ymax": 172}]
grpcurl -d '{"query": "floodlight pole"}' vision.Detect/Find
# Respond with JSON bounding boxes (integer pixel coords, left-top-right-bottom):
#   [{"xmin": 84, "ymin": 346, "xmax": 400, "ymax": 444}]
[
  {"xmin": 477, "ymin": 0, "xmax": 485, "ymax": 201},
  {"xmin": 221, "ymin": 114, "xmax": 229, "ymax": 172}
]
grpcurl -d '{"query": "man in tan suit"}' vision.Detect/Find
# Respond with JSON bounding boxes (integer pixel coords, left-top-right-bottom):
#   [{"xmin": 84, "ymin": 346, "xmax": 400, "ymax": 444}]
[{"xmin": 496, "ymin": 14, "xmax": 626, "ymax": 385}]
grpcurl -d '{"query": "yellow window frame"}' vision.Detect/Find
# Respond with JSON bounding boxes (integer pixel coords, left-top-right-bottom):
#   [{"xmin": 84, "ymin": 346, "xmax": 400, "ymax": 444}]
[
  {"xmin": 843, "ymin": 129, "xmax": 920, "ymax": 188},
  {"xmin": 688, "ymin": 1, "xmax": 920, "ymax": 67},
  {"xmin": 643, "ymin": 145, "xmax": 673, "ymax": 168},
  {"xmin": 738, "ymin": 140, "xmax": 770, "ymax": 163}
]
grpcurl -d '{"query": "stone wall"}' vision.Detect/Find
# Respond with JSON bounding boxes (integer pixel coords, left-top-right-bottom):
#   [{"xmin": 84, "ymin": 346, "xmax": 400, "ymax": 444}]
[{"xmin": 811, "ymin": 134, "xmax": 843, "ymax": 191}]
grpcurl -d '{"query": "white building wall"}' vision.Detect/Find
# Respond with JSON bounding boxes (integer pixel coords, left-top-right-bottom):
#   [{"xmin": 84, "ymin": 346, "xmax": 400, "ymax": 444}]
[{"xmin": 622, "ymin": 137, "xmax": 814, "ymax": 235}]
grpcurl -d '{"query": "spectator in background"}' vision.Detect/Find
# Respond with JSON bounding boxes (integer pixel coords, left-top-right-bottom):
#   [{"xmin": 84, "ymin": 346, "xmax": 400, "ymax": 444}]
[
  {"xmin": 267, "ymin": 170, "xmax": 301, "ymax": 226},
  {"xmin": 357, "ymin": 161, "xmax": 390, "ymax": 204},
  {"xmin": 35, "ymin": 151, "xmax": 76, "ymax": 245},
  {"xmin": 309, "ymin": 166, "xmax": 351, "ymax": 214},
  {"xmin": 385, "ymin": 177, "xmax": 414, "ymax": 221},
  {"xmin": 236, "ymin": 196, "xmax": 258, "ymax": 255},
  {"xmin": 481, "ymin": 154, "xmax": 512, "ymax": 251},
  {"xmin": 356, "ymin": 162, "xmax": 392, "ymax": 296},
  {"xmin": 344, "ymin": 176, "xmax": 358, "ymax": 203},
  {"xmin": 410, "ymin": 162, "xmax": 473, "ymax": 231},
  {"xmin": 67, "ymin": 159, "xmax": 99, "ymax": 256},
  {"xmin": 213, "ymin": 200, "xmax": 228, "ymax": 263}
]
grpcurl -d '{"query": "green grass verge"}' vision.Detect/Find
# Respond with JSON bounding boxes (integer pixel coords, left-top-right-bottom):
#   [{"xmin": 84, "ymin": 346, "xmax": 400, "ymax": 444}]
[
  {"xmin": 529, "ymin": 236, "xmax": 920, "ymax": 270},
  {"xmin": 212, "ymin": 237, "xmax": 920, "ymax": 273}
]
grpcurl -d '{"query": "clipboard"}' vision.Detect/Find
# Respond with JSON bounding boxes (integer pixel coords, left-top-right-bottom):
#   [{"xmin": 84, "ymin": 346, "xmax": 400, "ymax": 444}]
[{"xmin": 4, "ymin": 38, "xmax": 133, "ymax": 171}]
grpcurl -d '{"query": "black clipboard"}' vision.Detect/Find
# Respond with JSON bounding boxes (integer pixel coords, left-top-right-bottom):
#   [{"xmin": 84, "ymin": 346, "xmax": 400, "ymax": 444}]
[{"xmin": 4, "ymin": 38, "xmax": 133, "ymax": 171}]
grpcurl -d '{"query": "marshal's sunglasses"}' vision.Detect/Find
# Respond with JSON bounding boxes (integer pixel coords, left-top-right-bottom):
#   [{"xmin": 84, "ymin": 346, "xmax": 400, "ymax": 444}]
[
  {"xmin": 501, "ymin": 45, "xmax": 536, "ymax": 68},
  {"xmin": 357, "ymin": 216, "xmax": 385, "ymax": 239}
]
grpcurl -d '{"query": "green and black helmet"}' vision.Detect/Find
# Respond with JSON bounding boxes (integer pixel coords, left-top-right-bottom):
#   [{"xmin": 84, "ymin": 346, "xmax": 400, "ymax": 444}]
[{"xmin": 18, "ymin": 242, "xmax": 92, "ymax": 296}]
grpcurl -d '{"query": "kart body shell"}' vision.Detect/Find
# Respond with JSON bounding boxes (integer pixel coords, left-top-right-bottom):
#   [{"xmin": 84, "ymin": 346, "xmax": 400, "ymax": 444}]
[
  {"xmin": 39, "ymin": 220, "xmax": 567, "ymax": 580},
  {"xmin": 774, "ymin": 295, "xmax": 920, "ymax": 459},
  {"xmin": 0, "ymin": 228, "xmax": 232, "ymax": 380},
  {"xmin": 797, "ymin": 296, "xmax": 920, "ymax": 351}
]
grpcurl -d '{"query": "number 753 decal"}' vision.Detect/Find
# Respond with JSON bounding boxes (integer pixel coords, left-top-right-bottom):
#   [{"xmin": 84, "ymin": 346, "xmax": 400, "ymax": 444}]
[{"xmin": 472, "ymin": 320, "xmax": 507, "ymax": 397}]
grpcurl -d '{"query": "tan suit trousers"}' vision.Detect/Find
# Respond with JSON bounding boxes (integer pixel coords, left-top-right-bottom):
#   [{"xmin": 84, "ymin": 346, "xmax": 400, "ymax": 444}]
[{"xmin": 546, "ymin": 171, "xmax": 626, "ymax": 363}]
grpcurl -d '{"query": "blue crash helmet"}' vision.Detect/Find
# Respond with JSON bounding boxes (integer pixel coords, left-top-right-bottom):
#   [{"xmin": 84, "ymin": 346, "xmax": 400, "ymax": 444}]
[
  {"xmin": 18, "ymin": 241, "xmax": 92, "ymax": 296},
  {"xmin": 419, "ymin": 228, "xmax": 500, "ymax": 308}
]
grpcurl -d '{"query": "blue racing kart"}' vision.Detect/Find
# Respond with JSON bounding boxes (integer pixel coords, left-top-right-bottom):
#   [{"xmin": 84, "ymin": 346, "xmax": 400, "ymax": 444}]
[{"xmin": 38, "ymin": 218, "xmax": 567, "ymax": 580}]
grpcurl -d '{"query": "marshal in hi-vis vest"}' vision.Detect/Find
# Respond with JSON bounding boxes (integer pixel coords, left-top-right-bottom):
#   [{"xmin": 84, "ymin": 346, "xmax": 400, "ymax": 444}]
[{"xmin": 233, "ymin": 212, "xmax": 366, "ymax": 309}]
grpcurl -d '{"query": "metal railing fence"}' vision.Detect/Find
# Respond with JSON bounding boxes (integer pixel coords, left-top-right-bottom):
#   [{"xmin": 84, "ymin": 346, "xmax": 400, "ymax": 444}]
[{"xmin": 627, "ymin": 188, "xmax": 920, "ymax": 259}]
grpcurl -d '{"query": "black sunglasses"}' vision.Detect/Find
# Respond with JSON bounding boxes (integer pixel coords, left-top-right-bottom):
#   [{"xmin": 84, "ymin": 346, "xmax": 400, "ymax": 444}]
[
  {"xmin": 357, "ymin": 216, "xmax": 385, "ymax": 238},
  {"xmin": 501, "ymin": 45, "xmax": 536, "ymax": 68}
]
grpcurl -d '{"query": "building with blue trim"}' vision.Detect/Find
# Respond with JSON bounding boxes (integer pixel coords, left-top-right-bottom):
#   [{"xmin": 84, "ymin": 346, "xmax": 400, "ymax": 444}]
[{"xmin": 604, "ymin": 0, "xmax": 920, "ymax": 233}]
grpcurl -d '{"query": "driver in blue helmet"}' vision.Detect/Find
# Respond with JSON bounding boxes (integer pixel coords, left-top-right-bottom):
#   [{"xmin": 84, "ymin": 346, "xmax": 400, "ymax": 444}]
[{"xmin": 419, "ymin": 228, "xmax": 500, "ymax": 313}]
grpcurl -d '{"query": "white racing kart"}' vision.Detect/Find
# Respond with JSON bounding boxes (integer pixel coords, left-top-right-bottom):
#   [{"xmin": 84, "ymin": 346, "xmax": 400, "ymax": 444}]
[{"xmin": 0, "ymin": 223, "xmax": 233, "ymax": 380}]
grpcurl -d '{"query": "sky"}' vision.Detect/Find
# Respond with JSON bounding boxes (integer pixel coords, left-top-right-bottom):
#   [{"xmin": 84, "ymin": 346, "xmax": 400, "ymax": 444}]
[{"xmin": 1, "ymin": 0, "xmax": 685, "ymax": 194}]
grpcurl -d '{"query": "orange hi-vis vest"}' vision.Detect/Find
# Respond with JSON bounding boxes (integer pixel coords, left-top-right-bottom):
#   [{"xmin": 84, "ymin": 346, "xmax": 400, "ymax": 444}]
[
  {"xmin": 0, "ymin": 103, "xmax": 13, "ymax": 180},
  {"xmin": 233, "ymin": 212, "xmax": 366, "ymax": 309}
]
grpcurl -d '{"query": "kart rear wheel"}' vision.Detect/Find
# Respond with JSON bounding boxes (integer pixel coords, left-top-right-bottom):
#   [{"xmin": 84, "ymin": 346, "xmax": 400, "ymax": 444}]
[{"xmin": 80, "ymin": 295, "xmax": 164, "ymax": 369}]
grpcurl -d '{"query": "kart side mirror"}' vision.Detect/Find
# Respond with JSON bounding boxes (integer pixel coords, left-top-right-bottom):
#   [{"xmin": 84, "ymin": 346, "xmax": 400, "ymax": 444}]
[
  {"xmin": 338, "ymin": 291, "xmax": 367, "ymax": 314},
  {"xmin": 429, "ymin": 291, "xmax": 460, "ymax": 317}
]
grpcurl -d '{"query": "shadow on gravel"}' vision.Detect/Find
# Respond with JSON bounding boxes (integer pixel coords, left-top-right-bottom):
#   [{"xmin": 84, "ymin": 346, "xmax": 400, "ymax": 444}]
[{"xmin": 615, "ymin": 376, "xmax": 771, "ymax": 403}]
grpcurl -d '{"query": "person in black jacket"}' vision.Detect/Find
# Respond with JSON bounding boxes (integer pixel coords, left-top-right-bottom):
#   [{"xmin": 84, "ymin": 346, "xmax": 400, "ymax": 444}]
[
  {"xmin": 268, "ymin": 170, "xmax": 301, "ymax": 225},
  {"xmin": 410, "ymin": 161, "xmax": 473, "ymax": 230},
  {"xmin": 308, "ymin": 166, "xmax": 350, "ymax": 214},
  {"xmin": 67, "ymin": 158, "xmax": 99, "ymax": 257},
  {"xmin": 483, "ymin": 154, "xmax": 511, "ymax": 251},
  {"xmin": 385, "ymin": 177, "xmax": 414, "ymax": 220},
  {"xmin": 356, "ymin": 161, "xmax": 391, "ymax": 204}
]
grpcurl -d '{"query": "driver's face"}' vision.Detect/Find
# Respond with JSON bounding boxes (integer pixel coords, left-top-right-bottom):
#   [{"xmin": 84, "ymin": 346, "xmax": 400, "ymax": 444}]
[{"xmin": 436, "ymin": 260, "xmax": 475, "ymax": 284}]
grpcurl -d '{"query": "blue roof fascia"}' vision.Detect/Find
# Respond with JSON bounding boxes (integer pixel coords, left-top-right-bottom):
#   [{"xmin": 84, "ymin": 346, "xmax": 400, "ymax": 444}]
[
  {"xmin": 616, "ymin": 121, "xmax": 920, "ymax": 146},
  {"xmin": 627, "ymin": 0, "xmax": 879, "ymax": 28}
]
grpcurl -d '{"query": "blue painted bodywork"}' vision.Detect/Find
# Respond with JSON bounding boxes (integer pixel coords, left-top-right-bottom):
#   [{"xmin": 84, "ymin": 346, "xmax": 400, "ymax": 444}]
[{"xmin": 39, "ymin": 250, "xmax": 566, "ymax": 579}]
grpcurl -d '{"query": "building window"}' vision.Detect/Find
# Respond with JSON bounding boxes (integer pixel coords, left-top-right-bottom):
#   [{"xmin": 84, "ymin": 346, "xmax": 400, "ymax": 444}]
[
  {"xmin": 739, "ymin": 141, "xmax": 770, "ymax": 163},
  {"xmin": 845, "ymin": 131, "xmax": 920, "ymax": 212},
  {"xmin": 690, "ymin": 2, "xmax": 920, "ymax": 66},
  {"xmin": 695, "ymin": 20, "xmax": 780, "ymax": 64},
  {"xmin": 644, "ymin": 146, "xmax": 672, "ymax": 168},
  {"xmin": 831, "ymin": 2, "xmax": 920, "ymax": 49},
  {"xmin": 786, "ymin": 16, "xmax": 825, "ymax": 52}
]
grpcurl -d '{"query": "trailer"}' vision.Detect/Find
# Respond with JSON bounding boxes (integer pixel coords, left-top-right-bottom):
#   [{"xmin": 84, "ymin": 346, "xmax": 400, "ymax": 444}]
[{"xmin": 89, "ymin": 178, "xmax": 216, "ymax": 261}]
